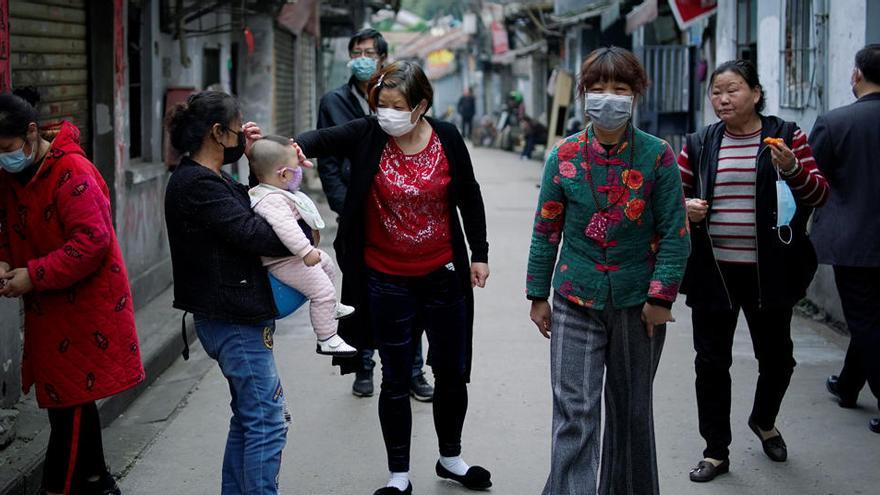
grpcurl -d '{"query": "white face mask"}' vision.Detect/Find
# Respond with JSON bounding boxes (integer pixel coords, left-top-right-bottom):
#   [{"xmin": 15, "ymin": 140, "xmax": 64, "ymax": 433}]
[
  {"xmin": 377, "ymin": 107, "xmax": 419, "ymax": 137},
  {"xmin": 585, "ymin": 93, "xmax": 634, "ymax": 131}
]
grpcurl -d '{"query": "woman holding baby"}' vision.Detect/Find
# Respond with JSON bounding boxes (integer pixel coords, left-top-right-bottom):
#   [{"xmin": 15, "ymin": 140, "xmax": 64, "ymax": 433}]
[{"xmin": 164, "ymin": 91, "xmax": 293, "ymax": 495}]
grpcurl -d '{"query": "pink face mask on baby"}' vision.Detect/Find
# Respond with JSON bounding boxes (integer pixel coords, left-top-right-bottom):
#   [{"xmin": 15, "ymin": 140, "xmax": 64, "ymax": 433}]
[{"xmin": 278, "ymin": 166, "xmax": 303, "ymax": 192}]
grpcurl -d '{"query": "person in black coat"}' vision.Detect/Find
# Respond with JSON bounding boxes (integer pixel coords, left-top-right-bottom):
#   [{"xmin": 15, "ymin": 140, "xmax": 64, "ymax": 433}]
[
  {"xmin": 677, "ymin": 60, "xmax": 829, "ymax": 482},
  {"xmin": 457, "ymin": 86, "xmax": 476, "ymax": 140},
  {"xmin": 810, "ymin": 43, "xmax": 880, "ymax": 434},
  {"xmin": 164, "ymin": 91, "xmax": 292, "ymax": 494},
  {"xmin": 316, "ymin": 28, "xmax": 433, "ymax": 400},
  {"xmin": 297, "ymin": 61, "xmax": 491, "ymax": 495}
]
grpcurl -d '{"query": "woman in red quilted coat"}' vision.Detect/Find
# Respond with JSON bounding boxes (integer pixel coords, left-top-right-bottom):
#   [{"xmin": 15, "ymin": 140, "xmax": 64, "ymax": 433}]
[{"xmin": 0, "ymin": 88, "xmax": 144, "ymax": 495}]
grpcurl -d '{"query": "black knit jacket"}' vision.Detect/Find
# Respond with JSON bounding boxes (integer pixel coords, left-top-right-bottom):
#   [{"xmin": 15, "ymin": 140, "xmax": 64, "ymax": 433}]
[{"xmin": 165, "ymin": 157, "xmax": 290, "ymax": 323}]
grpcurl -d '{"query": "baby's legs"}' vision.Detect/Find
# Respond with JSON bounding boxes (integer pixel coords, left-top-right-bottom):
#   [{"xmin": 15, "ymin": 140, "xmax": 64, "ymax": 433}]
[{"xmin": 269, "ymin": 250, "xmax": 338, "ymax": 340}]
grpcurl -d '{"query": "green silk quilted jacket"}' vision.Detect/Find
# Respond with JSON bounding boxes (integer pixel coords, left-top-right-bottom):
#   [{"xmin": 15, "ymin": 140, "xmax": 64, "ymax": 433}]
[{"xmin": 526, "ymin": 125, "xmax": 690, "ymax": 310}]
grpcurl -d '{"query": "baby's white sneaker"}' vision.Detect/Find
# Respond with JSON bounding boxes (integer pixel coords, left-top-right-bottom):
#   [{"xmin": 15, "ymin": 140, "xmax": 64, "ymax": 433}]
[
  {"xmin": 316, "ymin": 334, "xmax": 357, "ymax": 357},
  {"xmin": 335, "ymin": 303, "xmax": 356, "ymax": 320}
]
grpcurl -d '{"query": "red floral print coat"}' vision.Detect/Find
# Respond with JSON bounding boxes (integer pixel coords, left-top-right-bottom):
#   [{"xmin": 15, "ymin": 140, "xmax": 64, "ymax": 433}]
[{"xmin": 0, "ymin": 122, "xmax": 144, "ymax": 408}]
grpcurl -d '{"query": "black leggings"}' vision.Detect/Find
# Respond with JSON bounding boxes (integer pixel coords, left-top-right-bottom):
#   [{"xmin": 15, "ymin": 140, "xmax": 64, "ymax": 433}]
[
  {"xmin": 367, "ymin": 268, "xmax": 470, "ymax": 473},
  {"xmin": 44, "ymin": 402, "xmax": 107, "ymax": 494}
]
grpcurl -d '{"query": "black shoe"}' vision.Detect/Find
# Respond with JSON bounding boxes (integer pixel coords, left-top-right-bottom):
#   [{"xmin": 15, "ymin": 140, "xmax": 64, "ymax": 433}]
[
  {"xmin": 82, "ymin": 471, "xmax": 122, "ymax": 495},
  {"xmin": 748, "ymin": 419, "xmax": 788, "ymax": 462},
  {"xmin": 352, "ymin": 370, "xmax": 374, "ymax": 397},
  {"xmin": 826, "ymin": 375, "xmax": 858, "ymax": 408},
  {"xmin": 870, "ymin": 418, "xmax": 880, "ymax": 434},
  {"xmin": 436, "ymin": 461, "xmax": 492, "ymax": 490},
  {"xmin": 688, "ymin": 458, "xmax": 730, "ymax": 483},
  {"xmin": 410, "ymin": 373, "xmax": 434, "ymax": 402},
  {"xmin": 373, "ymin": 482, "xmax": 412, "ymax": 494}
]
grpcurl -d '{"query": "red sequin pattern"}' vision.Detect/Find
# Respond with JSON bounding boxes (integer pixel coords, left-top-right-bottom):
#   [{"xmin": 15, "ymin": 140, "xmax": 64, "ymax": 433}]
[{"xmin": 364, "ymin": 131, "xmax": 454, "ymax": 275}]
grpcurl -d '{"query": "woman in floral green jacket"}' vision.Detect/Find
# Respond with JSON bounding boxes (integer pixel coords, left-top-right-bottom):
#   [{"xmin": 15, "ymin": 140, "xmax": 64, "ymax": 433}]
[{"xmin": 526, "ymin": 46, "xmax": 690, "ymax": 495}]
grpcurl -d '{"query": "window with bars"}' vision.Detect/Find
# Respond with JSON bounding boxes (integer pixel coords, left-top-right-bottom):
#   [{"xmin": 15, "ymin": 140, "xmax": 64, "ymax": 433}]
[
  {"xmin": 780, "ymin": 0, "xmax": 816, "ymax": 109},
  {"xmin": 736, "ymin": 0, "xmax": 758, "ymax": 67}
]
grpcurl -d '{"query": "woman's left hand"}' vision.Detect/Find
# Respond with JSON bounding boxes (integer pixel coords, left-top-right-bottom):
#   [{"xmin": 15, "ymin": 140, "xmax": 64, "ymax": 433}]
[
  {"xmin": 242, "ymin": 121, "xmax": 263, "ymax": 157},
  {"xmin": 641, "ymin": 302, "xmax": 674, "ymax": 338},
  {"xmin": 470, "ymin": 262, "xmax": 490, "ymax": 288},
  {"xmin": 0, "ymin": 268, "xmax": 34, "ymax": 298},
  {"xmin": 768, "ymin": 141, "xmax": 796, "ymax": 172}
]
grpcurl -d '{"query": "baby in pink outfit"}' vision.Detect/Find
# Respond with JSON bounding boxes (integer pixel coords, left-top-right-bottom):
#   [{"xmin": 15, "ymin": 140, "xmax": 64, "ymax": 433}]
[{"xmin": 248, "ymin": 135, "xmax": 356, "ymax": 357}]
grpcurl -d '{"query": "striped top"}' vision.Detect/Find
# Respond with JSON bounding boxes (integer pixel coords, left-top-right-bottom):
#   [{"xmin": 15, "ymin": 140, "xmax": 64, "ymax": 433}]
[
  {"xmin": 678, "ymin": 126, "xmax": 829, "ymax": 263},
  {"xmin": 709, "ymin": 129, "xmax": 759, "ymax": 262}
]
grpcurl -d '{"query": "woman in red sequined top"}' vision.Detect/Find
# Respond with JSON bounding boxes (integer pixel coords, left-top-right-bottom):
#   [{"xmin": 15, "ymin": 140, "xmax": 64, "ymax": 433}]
[{"xmin": 297, "ymin": 61, "xmax": 491, "ymax": 495}]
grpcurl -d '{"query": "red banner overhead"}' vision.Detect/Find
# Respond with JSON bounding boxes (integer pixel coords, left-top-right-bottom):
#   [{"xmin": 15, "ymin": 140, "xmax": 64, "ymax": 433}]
[{"xmin": 668, "ymin": 0, "xmax": 717, "ymax": 30}]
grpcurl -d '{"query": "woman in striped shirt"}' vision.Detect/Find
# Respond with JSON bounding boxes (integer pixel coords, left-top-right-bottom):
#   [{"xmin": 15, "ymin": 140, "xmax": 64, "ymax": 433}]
[{"xmin": 677, "ymin": 60, "xmax": 829, "ymax": 483}]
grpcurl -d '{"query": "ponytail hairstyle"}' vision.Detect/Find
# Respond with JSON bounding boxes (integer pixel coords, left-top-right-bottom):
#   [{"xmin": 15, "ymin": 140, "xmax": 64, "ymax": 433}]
[
  {"xmin": 0, "ymin": 86, "xmax": 41, "ymax": 138},
  {"xmin": 166, "ymin": 91, "xmax": 241, "ymax": 154}
]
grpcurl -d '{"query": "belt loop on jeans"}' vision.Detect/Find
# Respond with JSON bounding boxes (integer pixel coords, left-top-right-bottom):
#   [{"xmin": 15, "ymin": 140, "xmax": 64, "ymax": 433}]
[{"xmin": 181, "ymin": 312, "xmax": 190, "ymax": 361}]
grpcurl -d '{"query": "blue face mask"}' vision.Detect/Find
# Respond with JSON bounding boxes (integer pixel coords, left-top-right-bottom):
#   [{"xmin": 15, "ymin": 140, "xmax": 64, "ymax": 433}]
[
  {"xmin": 348, "ymin": 56, "xmax": 377, "ymax": 82},
  {"xmin": 776, "ymin": 179, "xmax": 796, "ymax": 244},
  {"xmin": 0, "ymin": 139, "xmax": 36, "ymax": 174}
]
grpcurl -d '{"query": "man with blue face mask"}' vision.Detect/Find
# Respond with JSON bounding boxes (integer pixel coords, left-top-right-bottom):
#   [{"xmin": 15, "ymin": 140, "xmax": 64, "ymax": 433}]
[
  {"xmin": 317, "ymin": 28, "xmax": 387, "ymax": 214},
  {"xmin": 315, "ymin": 28, "xmax": 434, "ymax": 402}
]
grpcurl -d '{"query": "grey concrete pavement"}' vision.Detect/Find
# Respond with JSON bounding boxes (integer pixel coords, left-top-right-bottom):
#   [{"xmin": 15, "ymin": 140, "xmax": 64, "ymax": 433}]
[{"xmin": 118, "ymin": 146, "xmax": 878, "ymax": 495}]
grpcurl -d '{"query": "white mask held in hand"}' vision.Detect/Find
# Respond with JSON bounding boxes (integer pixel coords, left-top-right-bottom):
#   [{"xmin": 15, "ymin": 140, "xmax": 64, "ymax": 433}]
[
  {"xmin": 586, "ymin": 93, "xmax": 633, "ymax": 130},
  {"xmin": 378, "ymin": 107, "xmax": 419, "ymax": 137}
]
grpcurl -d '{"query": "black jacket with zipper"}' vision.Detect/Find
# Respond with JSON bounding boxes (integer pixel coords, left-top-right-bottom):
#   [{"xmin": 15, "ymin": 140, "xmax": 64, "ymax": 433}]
[
  {"xmin": 296, "ymin": 116, "xmax": 488, "ymax": 378},
  {"xmin": 680, "ymin": 115, "xmax": 817, "ymax": 311},
  {"xmin": 165, "ymin": 157, "xmax": 290, "ymax": 323}
]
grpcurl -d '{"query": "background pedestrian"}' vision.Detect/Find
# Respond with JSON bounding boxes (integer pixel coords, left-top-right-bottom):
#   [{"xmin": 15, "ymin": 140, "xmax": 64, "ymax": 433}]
[
  {"xmin": 315, "ymin": 28, "xmax": 433, "ymax": 401},
  {"xmin": 809, "ymin": 43, "xmax": 880, "ymax": 434},
  {"xmin": 457, "ymin": 86, "xmax": 476, "ymax": 140}
]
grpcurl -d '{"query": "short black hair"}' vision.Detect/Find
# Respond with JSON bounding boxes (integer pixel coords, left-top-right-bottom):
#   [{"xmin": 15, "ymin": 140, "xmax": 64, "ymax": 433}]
[
  {"xmin": 855, "ymin": 43, "xmax": 880, "ymax": 84},
  {"xmin": 0, "ymin": 87, "xmax": 40, "ymax": 138},
  {"xmin": 166, "ymin": 91, "xmax": 240, "ymax": 154},
  {"xmin": 348, "ymin": 28, "xmax": 388, "ymax": 58},
  {"xmin": 710, "ymin": 59, "xmax": 765, "ymax": 113},
  {"xmin": 577, "ymin": 46, "xmax": 650, "ymax": 98}
]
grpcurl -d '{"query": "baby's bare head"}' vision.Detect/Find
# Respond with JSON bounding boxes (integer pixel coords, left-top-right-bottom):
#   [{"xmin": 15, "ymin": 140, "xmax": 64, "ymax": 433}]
[{"xmin": 249, "ymin": 135, "xmax": 299, "ymax": 182}]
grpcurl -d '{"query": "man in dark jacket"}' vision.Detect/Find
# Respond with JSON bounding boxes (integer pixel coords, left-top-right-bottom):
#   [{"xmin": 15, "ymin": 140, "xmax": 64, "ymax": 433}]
[
  {"xmin": 316, "ymin": 28, "xmax": 433, "ymax": 401},
  {"xmin": 810, "ymin": 43, "xmax": 880, "ymax": 434},
  {"xmin": 457, "ymin": 87, "xmax": 476, "ymax": 140}
]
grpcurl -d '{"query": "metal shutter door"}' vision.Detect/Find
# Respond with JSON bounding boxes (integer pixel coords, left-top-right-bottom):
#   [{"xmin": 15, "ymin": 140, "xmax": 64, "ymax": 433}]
[
  {"xmin": 295, "ymin": 32, "xmax": 316, "ymax": 134},
  {"xmin": 274, "ymin": 26, "xmax": 296, "ymax": 138},
  {"xmin": 9, "ymin": 0, "xmax": 90, "ymax": 153}
]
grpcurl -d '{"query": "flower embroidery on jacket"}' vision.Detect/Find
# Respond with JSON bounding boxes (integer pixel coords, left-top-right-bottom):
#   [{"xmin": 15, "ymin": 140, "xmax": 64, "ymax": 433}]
[
  {"xmin": 622, "ymin": 169, "xmax": 644, "ymax": 190},
  {"xmin": 625, "ymin": 198, "xmax": 646, "ymax": 221},
  {"xmin": 557, "ymin": 141, "xmax": 580, "ymax": 161},
  {"xmin": 540, "ymin": 200, "xmax": 564, "ymax": 220},
  {"xmin": 559, "ymin": 161, "xmax": 577, "ymax": 178}
]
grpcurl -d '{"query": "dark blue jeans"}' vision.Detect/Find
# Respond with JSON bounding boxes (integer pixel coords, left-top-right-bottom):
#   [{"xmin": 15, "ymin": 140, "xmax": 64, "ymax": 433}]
[
  {"xmin": 367, "ymin": 267, "xmax": 469, "ymax": 472},
  {"xmin": 194, "ymin": 316, "xmax": 289, "ymax": 495}
]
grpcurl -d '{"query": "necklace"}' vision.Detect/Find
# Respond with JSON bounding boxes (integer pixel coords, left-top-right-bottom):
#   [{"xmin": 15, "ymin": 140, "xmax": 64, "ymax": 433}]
[
  {"xmin": 582, "ymin": 124, "xmax": 636, "ymax": 212},
  {"xmin": 582, "ymin": 124, "xmax": 636, "ymax": 244}
]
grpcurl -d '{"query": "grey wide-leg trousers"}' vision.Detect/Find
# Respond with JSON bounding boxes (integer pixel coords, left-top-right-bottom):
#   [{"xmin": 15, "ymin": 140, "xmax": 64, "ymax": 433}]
[{"xmin": 543, "ymin": 293, "xmax": 665, "ymax": 495}]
